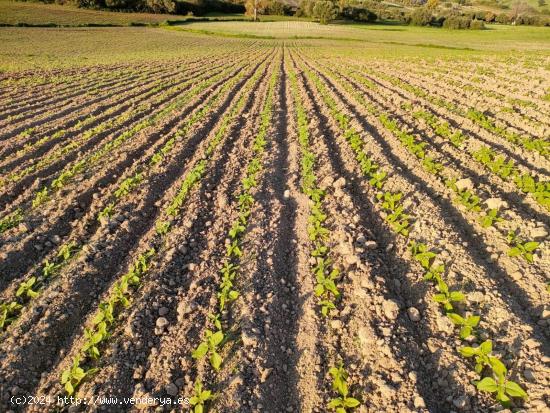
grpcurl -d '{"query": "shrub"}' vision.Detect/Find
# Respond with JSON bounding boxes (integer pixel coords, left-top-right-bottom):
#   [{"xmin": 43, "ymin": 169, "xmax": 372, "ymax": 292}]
[
  {"xmin": 341, "ymin": 6, "xmax": 377, "ymax": 22},
  {"xmin": 409, "ymin": 6, "xmax": 434, "ymax": 25},
  {"xmin": 146, "ymin": 0, "xmax": 175, "ymax": 13},
  {"xmin": 266, "ymin": 0, "xmax": 285, "ymax": 15},
  {"xmin": 484, "ymin": 11, "xmax": 496, "ymax": 21},
  {"xmin": 313, "ymin": 0, "xmax": 338, "ymax": 24},
  {"xmin": 469, "ymin": 19, "xmax": 485, "ymax": 29},
  {"xmin": 495, "ymin": 12, "xmax": 511, "ymax": 23},
  {"xmin": 296, "ymin": 0, "xmax": 316, "ymax": 17},
  {"xmin": 442, "ymin": 15, "xmax": 471, "ymax": 28}
]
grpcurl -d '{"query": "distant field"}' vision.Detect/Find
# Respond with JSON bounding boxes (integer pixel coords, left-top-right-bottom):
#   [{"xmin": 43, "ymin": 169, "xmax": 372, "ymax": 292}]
[
  {"xmin": 175, "ymin": 20, "xmax": 550, "ymax": 52},
  {"xmin": 0, "ymin": 0, "xmax": 310, "ymax": 26},
  {"xmin": 0, "ymin": 27, "xmax": 269, "ymax": 71},
  {"xmin": 0, "ymin": 0, "xmax": 189, "ymax": 26}
]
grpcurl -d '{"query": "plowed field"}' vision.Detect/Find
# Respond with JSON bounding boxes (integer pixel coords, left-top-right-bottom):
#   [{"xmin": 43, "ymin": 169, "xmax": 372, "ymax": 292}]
[{"xmin": 0, "ymin": 26, "xmax": 549, "ymax": 413}]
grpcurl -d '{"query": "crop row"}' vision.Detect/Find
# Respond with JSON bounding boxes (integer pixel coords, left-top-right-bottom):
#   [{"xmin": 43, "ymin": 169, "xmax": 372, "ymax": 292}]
[
  {"xmin": 306, "ymin": 60, "xmax": 546, "ymax": 277},
  {"xmin": 0, "ymin": 62, "xmax": 190, "ymax": 168},
  {"xmin": 288, "ymin": 64, "xmax": 360, "ymax": 413},
  {"xmin": 97, "ymin": 63, "xmax": 249, "ymax": 223},
  {"xmin": 188, "ymin": 64, "xmax": 279, "ymax": 413},
  {"xmin": 57, "ymin": 57, "xmax": 271, "ymax": 398},
  {"xmin": 367, "ymin": 68, "xmax": 550, "ymax": 160},
  {"xmin": 326, "ymin": 63, "xmax": 550, "ymax": 215},
  {"xmin": 299, "ymin": 60, "xmax": 529, "ymax": 407},
  {"xmin": 410, "ymin": 109, "xmax": 550, "ymax": 212},
  {"xmin": 0, "ymin": 62, "xmax": 254, "ymax": 335},
  {"xmin": 0, "ymin": 61, "xmax": 243, "ymax": 235}
]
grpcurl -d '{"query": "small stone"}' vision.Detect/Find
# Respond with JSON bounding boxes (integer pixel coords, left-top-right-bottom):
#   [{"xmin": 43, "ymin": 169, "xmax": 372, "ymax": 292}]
[
  {"xmin": 453, "ymin": 395, "xmax": 468, "ymax": 409},
  {"xmin": 133, "ymin": 367, "xmax": 144, "ymax": 380},
  {"xmin": 156, "ymin": 317, "xmax": 169, "ymax": 329},
  {"xmin": 319, "ymin": 175, "xmax": 334, "ymax": 190},
  {"xmin": 331, "ymin": 320, "xmax": 342, "ymax": 329},
  {"xmin": 377, "ymin": 382, "xmax": 395, "ymax": 398},
  {"xmin": 165, "ymin": 383, "xmax": 178, "ymax": 397},
  {"xmin": 260, "ymin": 367, "xmax": 272, "ymax": 383},
  {"xmin": 523, "ymin": 368, "xmax": 536, "ymax": 382},
  {"xmin": 177, "ymin": 301, "xmax": 194, "ymax": 318},
  {"xmin": 158, "ymin": 307, "xmax": 169, "ymax": 316},
  {"xmin": 382, "ymin": 299, "xmax": 400, "ymax": 320},
  {"xmin": 364, "ymin": 240, "xmax": 377, "ymax": 250},
  {"xmin": 524, "ymin": 339, "xmax": 539, "ymax": 349},
  {"xmin": 283, "ymin": 189, "xmax": 290, "ymax": 199},
  {"xmin": 407, "ymin": 307, "xmax": 421, "ymax": 322},
  {"xmin": 510, "ymin": 271, "xmax": 522, "ymax": 281},
  {"xmin": 17, "ymin": 223, "xmax": 29, "ymax": 233},
  {"xmin": 455, "ymin": 178, "xmax": 474, "ymax": 192},
  {"xmin": 242, "ymin": 331, "xmax": 257, "ymax": 347},
  {"xmin": 360, "ymin": 277, "xmax": 374, "ymax": 290},
  {"xmin": 334, "ymin": 188, "xmax": 345, "ymax": 198},
  {"xmin": 531, "ymin": 226, "xmax": 548, "ymax": 240},
  {"xmin": 485, "ymin": 198, "xmax": 507, "ymax": 210},
  {"xmin": 333, "ymin": 177, "xmax": 346, "ymax": 189},
  {"xmin": 414, "ymin": 396, "xmax": 426, "ymax": 409}
]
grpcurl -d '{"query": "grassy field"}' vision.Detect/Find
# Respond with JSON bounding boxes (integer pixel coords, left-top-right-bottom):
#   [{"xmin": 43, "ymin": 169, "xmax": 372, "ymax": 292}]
[
  {"xmin": 1, "ymin": 20, "xmax": 548, "ymax": 72},
  {"xmin": 175, "ymin": 20, "xmax": 550, "ymax": 52},
  {"xmin": 0, "ymin": 0, "xmax": 193, "ymax": 26},
  {"xmin": 0, "ymin": 0, "xmax": 312, "ymax": 26},
  {"xmin": 1, "ymin": 11, "xmax": 549, "ymax": 413}
]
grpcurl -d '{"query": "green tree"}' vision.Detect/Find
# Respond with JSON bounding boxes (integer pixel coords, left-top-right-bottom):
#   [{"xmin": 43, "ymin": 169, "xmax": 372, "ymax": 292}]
[
  {"xmin": 313, "ymin": 0, "xmax": 338, "ymax": 24},
  {"xmin": 409, "ymin": 6, "xmax": 434, "ymax": 25}
]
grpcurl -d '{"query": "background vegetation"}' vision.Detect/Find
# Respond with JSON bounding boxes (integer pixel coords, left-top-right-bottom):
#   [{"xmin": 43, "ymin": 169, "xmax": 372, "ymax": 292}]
[{"xmin": 1, "ymin": 0, "xmax": 549, "ymax": 27}]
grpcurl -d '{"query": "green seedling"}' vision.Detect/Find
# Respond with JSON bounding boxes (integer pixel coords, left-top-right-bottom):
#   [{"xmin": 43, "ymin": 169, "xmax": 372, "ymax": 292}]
[
  {"xmin": 218, "ymin": 272, "xmax": 237, "ymax": 299},
  {"xmin": 82, "ymin": 321, "xmax": 108, "ymax": 359},
  {"xmin": 58, "ymin": 241, "xmax": 77, "ymax": 261},
  {"xmin": 0, "ymin": 208, "xmax": 24, "ymax": 233},
  {"xmin": 229, "ymin": 221, "xmax": 246, "ymax": 239},
  {"xmin": 189, "ymin": 380, "xmax": 213, "ymax": 413},
  {"xmin": 208, "ymin": 313, "xmax": 222, "ymax": 331},
  {"xmin": 155, "ymin": 220, "xmax": 170, "ymax": 236},
  {"xmin": 328, "ymin": 364, "xmax": 361, "ymax": 412},
  {"xmin": 226, "ymin": 239, "xmax": 242, "ymax": 258},
  {"xmin": 42, "ymin": 260, "xmax": 58, "ymax": 277},
  {"xmin": 308, "ymin": 219, "xmax": 329, "ymax": 243},
  {"xmin": 369, "ymin": 172, "xmax": 386, "ymax": 189},
  {"xmin": 0, "ymin": 301, "xmax": 22, "ymax": 329},
  {"xmin": 476, "ymin": 375, "xmax": 528, "ymax": 405},
  {"xmin": 456, "ymin": 190, "xmax": 482, "ymax": 212},
  {"xmin": 98, "ymin": 203, "xmax": 114, "ymax": 221},
  {"xmin": 422, "ymin": 157, "xmax": 444, "ymax": 175},
  {"xmin": 409, "ymin": 241, "xmax": 436, "ymax": 269},
  {"xmin": 32, "ymin": 187, "xmax": 49, "ymax": 208},
  {"xmin": 314, "ymin": 259, "xmax": 340, "ymax": 298},
  {"xmin": 506, "ymin": 231, "xmax": 539, "ymax": 264},
  {"xmin": 432, "ymin": 279, "xmax": 464, "ymax": 311},
  {"xmin": 389, "ymin": 218, "xmax": 410, "ymax": 236},
  {"xmin": 447, "ymin": 313, "xmax": 480, "ymax": 339},
  {"xmin": 378, "ymin": 191, "xmax": 402, "ymax": 211},
  {"xmin": 61, "ymin": 356, "xmax": 97, "ymax": 395},
  {"xmin": 114, "ymin": 173, "xmax": 143, "ymax": 198},
  {"xmin": 480, "ymin": 209, "xmax": 504, "ymax": 228},
  {"xmin": 192, "ymin": 329, "xmax": 224, "ymax": 371},
  {"xmin": 16, "ymin": 277, "xmax": 39, "ymax": 299},
  {"xmin": 423, "ymin": 264, "xmax": 445, "ymax": 283},
  {"xmin": 459, "ymin": 340, "xmax": 504, "ymax": 375}
]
